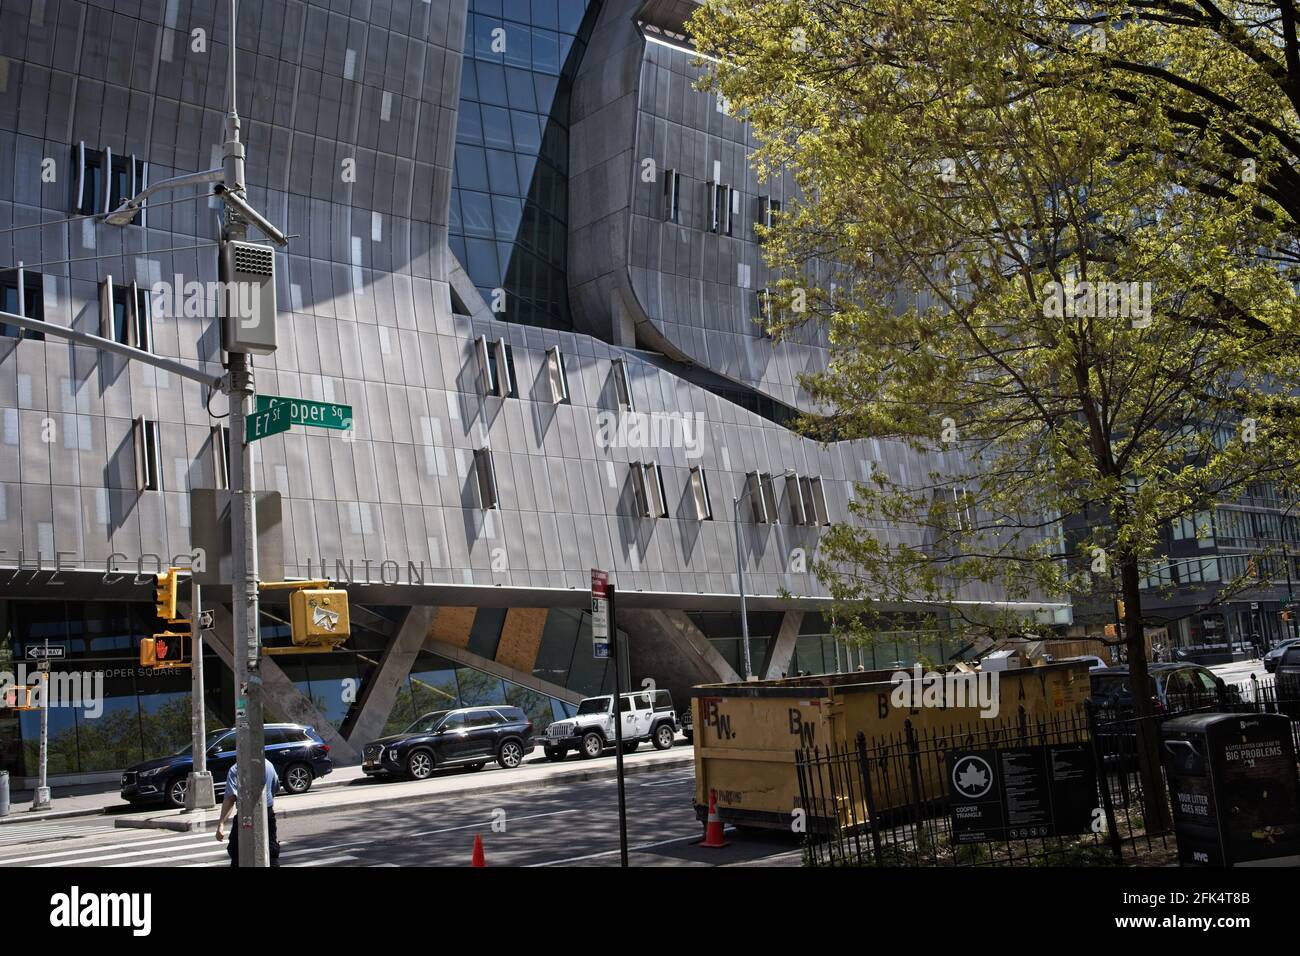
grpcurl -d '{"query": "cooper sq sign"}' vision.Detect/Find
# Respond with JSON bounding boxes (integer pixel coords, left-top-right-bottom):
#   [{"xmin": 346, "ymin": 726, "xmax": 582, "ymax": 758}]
[{"xmin": 247, "ymin": 394, "xmax": 354, "ymax": 443}]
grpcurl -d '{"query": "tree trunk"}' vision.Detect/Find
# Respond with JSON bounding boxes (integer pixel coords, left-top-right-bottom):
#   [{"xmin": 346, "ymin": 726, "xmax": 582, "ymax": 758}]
[{"xmin": 1118, "ymin": 555, "xmax": 1172, "ymax": 833}]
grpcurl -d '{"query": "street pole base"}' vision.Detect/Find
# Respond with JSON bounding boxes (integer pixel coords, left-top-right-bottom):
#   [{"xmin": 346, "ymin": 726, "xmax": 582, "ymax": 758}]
[
  {"xmin": 184, "ymin": 772, "xmax": 217, "ymax": 811},
  {"xmin": 31, "ymin": 787, "xmax": 52, "ymax": 811}
]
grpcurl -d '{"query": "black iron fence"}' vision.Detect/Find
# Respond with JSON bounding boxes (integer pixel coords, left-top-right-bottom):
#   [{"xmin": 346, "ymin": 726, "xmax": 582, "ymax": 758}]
[{"xmin": 796, "ymin": 680, "xmax": 1300, "ymax": 867}]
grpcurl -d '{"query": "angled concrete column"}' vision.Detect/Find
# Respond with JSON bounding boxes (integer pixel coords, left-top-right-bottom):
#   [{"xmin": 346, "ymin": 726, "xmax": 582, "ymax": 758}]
[
  {"xmin": 423, "ymin": 636, "xmax": 584, "ymax": 705},
  {"xmin": 343, "ymin": 605, "xmax": 436, "ymax": 747},
  {"xmin": 644, "ymin": 609, "xmax": 741, "ymax": 684},
  {"xmin": 209, "ymin": 605, "xmax": 360, "ymax": 764},
  {"xmin": 761, "ymin": 611, "xmax": 804, "ymax": 680}
]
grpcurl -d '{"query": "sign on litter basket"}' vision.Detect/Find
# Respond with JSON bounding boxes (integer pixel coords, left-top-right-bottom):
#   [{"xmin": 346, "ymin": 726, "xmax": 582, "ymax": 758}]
[{"xmin": 1163, "ymin": 712, "xmax": 1300, "ymax": 866}]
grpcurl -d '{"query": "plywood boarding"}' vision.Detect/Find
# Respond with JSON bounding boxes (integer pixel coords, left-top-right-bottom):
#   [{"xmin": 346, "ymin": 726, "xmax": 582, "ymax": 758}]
[
  {"xmin": 429, "ymin": 606, "xmax": 477, "ymax": 649},
  {"xmin": 495, "ymin": 607, "xmax": 548, "ymax": 673}
]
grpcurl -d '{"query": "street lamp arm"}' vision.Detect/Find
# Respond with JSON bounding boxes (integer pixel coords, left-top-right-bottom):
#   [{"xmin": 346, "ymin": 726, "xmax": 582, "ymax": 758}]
[
  {"xmin": 0, "ymin": 310, "xmax": 225, "ymax": 390},
  {"xmin": 100, "ymin": 168, "xmax": 226, "ymax": 226}
]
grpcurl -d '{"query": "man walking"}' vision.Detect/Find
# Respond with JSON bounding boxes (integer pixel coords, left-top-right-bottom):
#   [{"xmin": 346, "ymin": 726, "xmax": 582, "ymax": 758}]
[{"xmin": 214, "ymin": 757, "xmax": 281, "ymax": 866}]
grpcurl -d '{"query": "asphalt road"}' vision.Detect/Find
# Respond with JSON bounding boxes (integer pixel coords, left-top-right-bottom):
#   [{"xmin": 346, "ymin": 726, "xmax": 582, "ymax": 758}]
[
  {"xmin": 1210, "ymin": 657, "xmax": 1270, "ymax": 688},
  {"xmin": 0, "ymin": 765, "xmax": 802, "ymax": 868}
]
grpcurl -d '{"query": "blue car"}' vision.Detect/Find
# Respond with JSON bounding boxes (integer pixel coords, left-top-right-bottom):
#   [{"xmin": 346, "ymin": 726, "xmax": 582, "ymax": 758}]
[{"xmin": 121, "ymin": 723, "xmax": 333, "ymax": 808}]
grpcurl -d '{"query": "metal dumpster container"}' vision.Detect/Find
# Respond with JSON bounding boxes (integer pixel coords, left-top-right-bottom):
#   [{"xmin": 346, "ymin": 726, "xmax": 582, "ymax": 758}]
[{"xmin": 690, "ymin": 660, "xmax": 1092, "ymax": 830}]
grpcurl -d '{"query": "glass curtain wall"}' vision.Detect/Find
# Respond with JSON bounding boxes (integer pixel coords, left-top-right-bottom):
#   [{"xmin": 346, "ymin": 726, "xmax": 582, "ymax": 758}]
[
  {"xmin": 449, "ymin": 0, "xmax": 602, "ymax": 328},
  {"xmin": 1, "ymin": 600, "xmax": 616, "ymax": 777}
]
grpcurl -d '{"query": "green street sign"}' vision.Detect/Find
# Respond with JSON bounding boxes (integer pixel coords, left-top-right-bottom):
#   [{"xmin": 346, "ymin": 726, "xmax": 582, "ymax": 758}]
[
  {"xmin": 246, "ymin": 401, "xmax": 291, "ymax": 443},
  {"xmin": 255, "ymin": 394, "xmax": 353, "ymax": 431}
]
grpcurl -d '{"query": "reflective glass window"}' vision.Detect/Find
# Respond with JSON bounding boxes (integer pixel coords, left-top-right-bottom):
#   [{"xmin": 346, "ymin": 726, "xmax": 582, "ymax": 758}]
[{"xmin": 486, "ymin": 148, "xmax": 522, "ymax": 195}]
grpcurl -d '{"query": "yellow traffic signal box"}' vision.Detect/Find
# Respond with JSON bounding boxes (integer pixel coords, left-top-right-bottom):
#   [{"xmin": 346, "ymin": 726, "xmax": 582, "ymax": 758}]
[
  {"xmin": 139, "ymin": 637, "xmax": 157, "ymax": 667},
  {"xmin": 155, "ymin": 570, "xmax": 178, "ymax": 621},
  {"xmin": 153, "ymin": 632, "xmax": 192, "ymax": 667},
  {"xmin": 290, "ymin": 589, "xmax": 350, "ymax": 647}
]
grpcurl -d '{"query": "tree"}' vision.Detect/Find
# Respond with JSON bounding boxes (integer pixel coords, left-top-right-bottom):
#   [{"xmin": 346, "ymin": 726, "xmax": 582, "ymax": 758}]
[{"xmin": 691, "ymin": 0, "xmax": 1300, "ymax": 830}]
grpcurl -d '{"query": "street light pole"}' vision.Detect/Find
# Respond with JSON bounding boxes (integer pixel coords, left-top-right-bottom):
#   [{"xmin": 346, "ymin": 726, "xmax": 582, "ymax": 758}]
[
  {"xmin": 32, "ymin": 638, "xmax": 50, "ymax": 810},
  {"xmin": 219, "ymin": 0, "xmax": 269, "ymax": 868}
]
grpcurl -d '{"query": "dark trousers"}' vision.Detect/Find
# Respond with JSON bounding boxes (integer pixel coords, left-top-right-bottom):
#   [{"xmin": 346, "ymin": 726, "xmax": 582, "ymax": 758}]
[{"xmin": 227, "ymin": 806, "xmax": 280, "ymax": 866}]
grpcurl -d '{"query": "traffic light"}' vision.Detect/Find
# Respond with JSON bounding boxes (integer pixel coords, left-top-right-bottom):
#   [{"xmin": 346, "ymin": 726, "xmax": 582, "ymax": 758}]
[
  {"xmin": 139, "ymin": 637, "xmax": 157, "ymax": 667},
  {"xmin": 1283, "ymin": 610, "xmax": 1293, "ymax": 622},
  {"xmin": 1115, "ymin": 599, "xmax": 1126, "ymax": 620},
  {"xmin": 1104, "ymin": 623, "xmax": 1118, "ymax": 638},
  {"xmin": 153, "ymin": 632, "xmax": 191, "ymax": 666},
  {"xmin": 155, "ymin": 569, "xmax": 178, "ymax": 621},
  {"xmin": 290, "ymin": 589, "xmax": 350, "ymax": 647}
]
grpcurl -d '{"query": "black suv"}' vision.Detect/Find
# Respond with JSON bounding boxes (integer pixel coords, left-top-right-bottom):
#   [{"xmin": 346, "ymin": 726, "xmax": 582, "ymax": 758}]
[
  {"xmin": 362, "ymin": 706, "xmax": 535, "ymax": 781},
  {"xmin": 121, "ymin": 724, "xmax": 333, "ymax": 808}
]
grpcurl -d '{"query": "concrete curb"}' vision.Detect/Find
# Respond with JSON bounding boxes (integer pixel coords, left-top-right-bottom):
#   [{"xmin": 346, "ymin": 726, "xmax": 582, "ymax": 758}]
[
  {"xmin": 113, "ymin": 751, "xmax": 697, "ymax": 831},
  {"xmin": 0, "ymin": 765, "xmax": 363, "ymax": 826},
  {"xmin": 0, "ymin": 805, "xmax": 113, "ymax": 825}
]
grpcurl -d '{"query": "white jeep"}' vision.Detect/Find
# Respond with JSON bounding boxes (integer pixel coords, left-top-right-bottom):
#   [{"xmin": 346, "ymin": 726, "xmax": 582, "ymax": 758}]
[{"xmin": 539, "ymin": 690, "xmax": 677, "ymax": 760}]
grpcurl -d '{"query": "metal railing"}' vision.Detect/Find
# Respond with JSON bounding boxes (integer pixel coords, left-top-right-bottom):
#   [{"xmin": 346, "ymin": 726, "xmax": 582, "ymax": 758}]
[{"xmin": 796, "ymin": 685, "xmax": 1300, "ymax": 867}]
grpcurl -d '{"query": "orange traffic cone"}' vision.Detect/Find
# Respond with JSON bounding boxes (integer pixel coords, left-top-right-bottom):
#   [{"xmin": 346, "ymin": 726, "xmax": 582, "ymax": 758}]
[
  {"xmin": 471, "ymin": 833, "xmax": 486, "ymax": 867},
  {"xmin": 699, "ymin": 789, "xmax": 728, "ymax": 848}
]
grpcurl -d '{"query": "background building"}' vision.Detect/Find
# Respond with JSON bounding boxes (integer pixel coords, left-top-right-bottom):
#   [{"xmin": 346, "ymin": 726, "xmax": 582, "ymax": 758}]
[
  {"xmin": 1069, "ymin": 479, "xmax": 1300, "ymax": 663},
  {"xmin": 0, "ymin": 0, "xmax": 1063, "ymax": 786}
]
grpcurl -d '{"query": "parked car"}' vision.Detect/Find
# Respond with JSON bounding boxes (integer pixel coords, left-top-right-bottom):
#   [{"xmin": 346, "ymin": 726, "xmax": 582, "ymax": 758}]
[
  {"xmin": 1263, "ymin": 638, "xmax": 1300, "ymax": 673},
  {"xmin": 651, "ymin": 689, "xmax": 677, "ymax": 737},
  {"xmin": 1089, "ymin": 663, "xmax": 1242, "ymax": 716},
  {"xmin": 538, "ymin": 690, "xmax": 677, "ymax": 760},
  {"xmin": 361, "ymin": 706, "xmax": 534, "ymax": 780},
  {"xmin": 680, "ymin": 698, "xmax": 694, "ymax": 744},
  {"xmin": 1272, "ymin": 645, "xmax": 1300, "ymax": 718},
  {"xmin": 1067, "ymin": 654, "xmax": 1110, "ymax": 671},
  {"xmin": 121, "ymin": 724, "xmax": 332, "ymax": 808}
]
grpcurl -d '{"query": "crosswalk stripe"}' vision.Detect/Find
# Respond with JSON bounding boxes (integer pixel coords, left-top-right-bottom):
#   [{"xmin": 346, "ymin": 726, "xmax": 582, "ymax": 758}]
[
  {"xmin": 0, "ymin": 822, "xmax": 112, "ymax": 844},
  {"xmin": 277, "ymin": 842, "xmax": 358, "ymax": 858},
  {"xmin": 31, "ymin": 834, "xmax": 215, "ymax": 867},
  {"xmin": 289, "ymin": 854, "xmax": 358, "ymax": 867},
  {"xmin": 0, "ymin": 830, "xmax": 205, "ymax": 866},
  {"xmin": 109, "ymin": 847, "xmax": 230, "ymax": 867}
]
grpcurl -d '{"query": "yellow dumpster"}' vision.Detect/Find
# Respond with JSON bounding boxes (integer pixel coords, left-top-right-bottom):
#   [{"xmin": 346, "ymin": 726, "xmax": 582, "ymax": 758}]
[{"xmin": 690, "ymin": 660, "xmax": 1092, "ymax": 830}]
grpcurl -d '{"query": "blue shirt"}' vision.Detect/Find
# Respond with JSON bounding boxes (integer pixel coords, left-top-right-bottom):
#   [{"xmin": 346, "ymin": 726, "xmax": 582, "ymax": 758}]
[{"xmin": 225, "ymin": 759, "xmax": 277, "ymax": 807}]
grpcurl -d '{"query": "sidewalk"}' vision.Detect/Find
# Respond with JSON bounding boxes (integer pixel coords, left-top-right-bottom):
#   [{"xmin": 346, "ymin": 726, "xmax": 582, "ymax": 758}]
[
  {"xmin": 1, "ymin": 745, "xmax": 697, "ymax": 828},
  {"xmin": 1, "ymin": 764, "xmax": 371, "ymax": 824}
]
